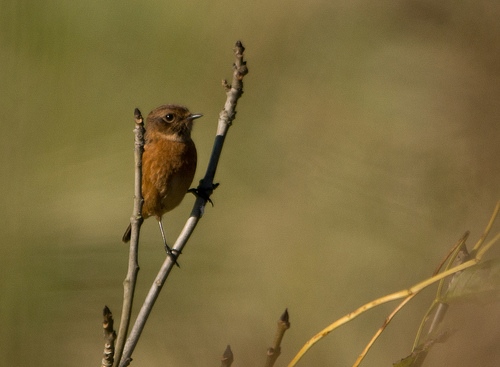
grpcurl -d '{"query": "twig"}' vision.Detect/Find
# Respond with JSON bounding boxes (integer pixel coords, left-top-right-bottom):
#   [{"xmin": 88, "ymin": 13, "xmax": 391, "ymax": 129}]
[
  {"xmin": 265, "ymin": 309, "xmax": 291, "ymax": 367},
  {"xmin": 113, "ymin": 109, "xmax": 145, "ymax": 367},
  {"xmin": 118, "ymin": 41, "xmax": 248, "ymax": 367},
  {"xmin": 432, "ymin": 231, "xmax": 470, "ymax": 276},
  {"xmin": 412, "ymin": 231, "xmax": 470, "ymax": 351},
  {"xmin": 472, "ymin": 200, "xmax": 500, "ymax": 255},
  {"xmin": 200, "ymin": 40, "xmax": 248, "ymax": 196},
  {"xmin": 102, "ymin": 306, "xmax": 117, "ymax": 367},
  {"xmin": 353, "ymin": 293, "xmax": 416, "ymax": 367}
]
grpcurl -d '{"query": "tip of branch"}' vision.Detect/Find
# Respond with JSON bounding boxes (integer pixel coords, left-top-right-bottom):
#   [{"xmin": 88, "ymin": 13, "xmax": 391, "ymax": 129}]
[
  {"xmin": 221, "ymin": 345, "xmax": 234, "ymax": 365},
  {"xmin": 280, "ymin": 308, "xmax": 290, "ymax": 327},
  {"xmin": 103, "ymin": 305, "xmax": 112, "ymax": 317},
  {"xmin": 103, "ymin": 305, "xmax": 115, "ymax": 331},
  {"xmin": 235, "ymin": 40, "xmax": 245, "ymax": 52},
  {"xmin": 134, "ymin": 108, "xmax": 144, "ymax": 124},
  {"xmin": 223, "ymin": 345, "xmax": 233, "ymax": 358},
  {"xmin": 280, "ymin": 308, "xmax": 289, "ymax": 322}
]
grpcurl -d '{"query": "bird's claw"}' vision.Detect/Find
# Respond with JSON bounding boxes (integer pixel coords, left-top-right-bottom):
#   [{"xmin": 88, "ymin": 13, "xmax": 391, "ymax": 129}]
[
  {"xmin": 164, "ymin": 245, "xmax": 181, "ymax": 267},
  {"xmin": 188, "ymin": 183, "xmax": 219, "ymax": 207}
]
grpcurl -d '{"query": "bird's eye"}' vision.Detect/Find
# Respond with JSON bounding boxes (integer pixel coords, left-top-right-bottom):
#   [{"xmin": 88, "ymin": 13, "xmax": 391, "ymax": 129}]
[{"xmin": 163, "ymin": 113, "xmax": 175, "ymax": 123}]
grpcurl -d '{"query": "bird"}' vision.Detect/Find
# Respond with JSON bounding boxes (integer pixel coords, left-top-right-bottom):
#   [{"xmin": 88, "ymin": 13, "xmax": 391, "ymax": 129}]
[{"xmin": 122, "ymin": 104, "xmax": 202, "ymax": 260}]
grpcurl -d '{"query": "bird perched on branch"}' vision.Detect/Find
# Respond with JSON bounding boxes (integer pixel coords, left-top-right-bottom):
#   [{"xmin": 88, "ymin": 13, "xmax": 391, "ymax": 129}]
[{"xmin": 122, "ymin": 104, "xmax": 202, "ymax": 260}]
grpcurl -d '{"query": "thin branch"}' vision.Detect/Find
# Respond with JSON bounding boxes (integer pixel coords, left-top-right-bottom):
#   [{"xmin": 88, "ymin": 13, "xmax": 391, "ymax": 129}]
[
  {"xmin": 432, "ymin": 231, "xmax": 470, "ymax": 276},
  {"xmin": 265, "ymin": 309, "xmax": 291, "ymax": 367},
  {"xmin": 472, "ymin": 200, "xmax": 500, "ymax": 255},
  {"xmin": 118, "ymin": 41, "xmax": 248, "ymax": 367},
  {"xmin": 102, "ymin": 306, "xmax": 117, "ymax": 367},
  {"xmin": 412, "ymin": 232, "xmax": 470, "ymax": 351},
  {"xmin": 476, "ymin": 230, "xmax": 500, "ymax": 260},
  {"xmin": 352, "ymin": 294, "xmax": 416, "ymax": 367},
  {"xmin": 113, "ymin": 109, "xmax": 145, "ymax": 367},
  {"xmin": 199, "ymin": 40, "xmax": 248, "ymax": 197}
]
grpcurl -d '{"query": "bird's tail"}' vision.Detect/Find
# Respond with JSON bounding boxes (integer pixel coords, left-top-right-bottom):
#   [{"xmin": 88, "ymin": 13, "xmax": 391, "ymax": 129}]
[{"xmin": 122, "ymin": 224, "xmax": 131, "ymax": 243}]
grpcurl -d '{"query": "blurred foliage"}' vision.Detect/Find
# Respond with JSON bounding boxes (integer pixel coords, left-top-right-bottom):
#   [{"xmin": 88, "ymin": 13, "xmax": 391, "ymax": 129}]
[
  {"xmin": 394, "ymin": 256, "xmax": 500, "ymax": 367},
  {"xmin": 1, "ymin": 0, "xmax": 499, "ymax": 366},
  {"xmin": 445, "ymin": 259, "xmax": 500, "ymax": 303}
]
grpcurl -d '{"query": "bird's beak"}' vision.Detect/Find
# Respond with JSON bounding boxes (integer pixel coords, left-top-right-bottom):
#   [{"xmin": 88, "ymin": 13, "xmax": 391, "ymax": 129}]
[{"xmin": 188, "ymin": 113, "xmax": 203, "ymax": 120}]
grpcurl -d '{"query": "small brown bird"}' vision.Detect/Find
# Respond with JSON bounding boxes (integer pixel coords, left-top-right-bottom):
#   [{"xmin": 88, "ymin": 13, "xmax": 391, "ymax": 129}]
[{"xmin": 122, "ymin": 104, "xmax": 202, "ymax": 257}]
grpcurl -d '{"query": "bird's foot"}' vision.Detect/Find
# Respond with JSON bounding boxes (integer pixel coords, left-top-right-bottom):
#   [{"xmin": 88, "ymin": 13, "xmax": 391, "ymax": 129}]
[
  {"xmin": 164, "ymin": 244, "xmax": 181, "ymax": 268},
  {"xmin": 188, "ymin": 182, "xmax": 219, "ymax": 206}
]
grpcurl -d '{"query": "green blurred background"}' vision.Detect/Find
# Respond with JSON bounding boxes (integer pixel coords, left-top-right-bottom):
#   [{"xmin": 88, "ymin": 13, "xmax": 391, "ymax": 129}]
[{"xmin": 1, "ymin": 0, "xmax": 499, "ymax": 366}]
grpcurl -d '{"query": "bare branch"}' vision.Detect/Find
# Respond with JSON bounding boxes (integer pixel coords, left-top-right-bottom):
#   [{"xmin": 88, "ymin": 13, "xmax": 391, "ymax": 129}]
[
  {"xmin": 198, "ymin": 40, "xmax": 248, "ymax": 201},
  {"xmin": 265, "ymin": 309, "xmax": 291, "ymax": 367},
  {"xmin": 113, "ymin": 109, "xmax": 145, "ymax": 367}
]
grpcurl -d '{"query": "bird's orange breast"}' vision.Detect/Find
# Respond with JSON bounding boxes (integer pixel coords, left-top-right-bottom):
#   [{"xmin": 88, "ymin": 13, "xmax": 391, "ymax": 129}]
[{"xmin": 141, "ymin": 136, "xmax": 197, "ymax": 219}]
